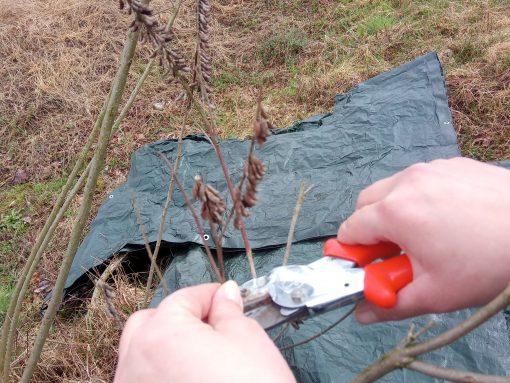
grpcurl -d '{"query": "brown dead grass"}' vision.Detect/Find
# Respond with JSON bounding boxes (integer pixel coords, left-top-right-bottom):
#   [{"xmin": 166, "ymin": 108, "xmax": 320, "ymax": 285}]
[
  {"xmin": 0, "ymin": 0, "xmax": 126, "ymax": 183},
  {"xmin": 11, "ymin": 273, "xmax": 142, "ymax": 382},
  {"xmin": 0, "ymin": 0, "xmax": 509, "ymax": 381}
]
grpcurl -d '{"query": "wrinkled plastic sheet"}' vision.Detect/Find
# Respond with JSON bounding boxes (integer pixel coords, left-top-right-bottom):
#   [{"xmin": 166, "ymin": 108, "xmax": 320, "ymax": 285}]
[
  {"xmin": 62, "ymin": 52, "xmax": 510, "ymax": 381},
  {"xmin": 65, "ymin": 52, "xmax": 458, "ymax": 290}
]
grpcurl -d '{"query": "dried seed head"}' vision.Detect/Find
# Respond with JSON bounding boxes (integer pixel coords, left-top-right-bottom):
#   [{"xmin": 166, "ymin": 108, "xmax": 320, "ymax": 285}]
[
  {"xmin": 192, "ymin": 175, "xmax": 204, "ymax": 200},
  {"xmin": 242, "ymin": 155, "xmax": 265, "ymax": 207},
  {"xmin": 203, "ymin": 184, "xmax": 226, "ymax": 224},
  {"xmin": 234, "ymin": 155, "xmax": 266, "ymax": 229},
  {"xmin": 119, "ymin": 0, "xmax": 190, "ymax": 78},
  {"xmin": 253, "ymin": 101, "xmax": 273, "ymax": 145},
  {"xmin": 193, "ymin": 175, "xmax": 226, "ymax": 225},
  {"xmin": 192, "ymin": 0, "xmax": 213, "ymax": 104}
]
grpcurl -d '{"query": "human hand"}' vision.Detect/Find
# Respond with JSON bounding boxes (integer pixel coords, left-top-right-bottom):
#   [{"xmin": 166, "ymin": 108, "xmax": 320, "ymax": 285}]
[
  {"xmin": 337, "ymin": 157, "xmax": 510, "ymax": 323},
  {"xmin": 114, "ymin": 281, "xmax": 295, "ymax": 383}
]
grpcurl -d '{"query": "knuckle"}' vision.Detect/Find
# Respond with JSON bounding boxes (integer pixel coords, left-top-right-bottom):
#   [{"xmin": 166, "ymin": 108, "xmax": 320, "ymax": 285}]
[
  {"xmin": 356, "ymin": 189, "xmax": 369, "ymax": 209},
  {"xmin": 376, "ymin": 195, "xmax": 402, "ymax": 221},
  {"xmin": 402, "ymin": 162, "xmax": 431, "ymax": 183}
]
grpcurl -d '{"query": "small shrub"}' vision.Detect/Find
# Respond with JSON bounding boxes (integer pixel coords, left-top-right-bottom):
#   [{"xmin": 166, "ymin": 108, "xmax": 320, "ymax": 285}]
[{"xmin": 0, "ymin": 209, "xmax": 27, "ymax": 232}]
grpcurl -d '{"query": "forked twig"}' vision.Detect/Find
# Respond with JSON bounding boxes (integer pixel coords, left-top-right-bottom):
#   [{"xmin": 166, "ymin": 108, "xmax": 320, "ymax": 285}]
[
  {"xmin": 351, "ymin": 284, "xmax": 510, "ymax": 383},
  {"xmin": 177, "ymin": 77, "xmax": 257, "ymax": 279},
  {"xmin": 158, "ymin": 153, "xmax": 222, "ymax": 282},
  {"xmin": 142, "ymin": 122, "xmax": 186, "ymax": 307},
  {"xmin": 407, "ymin": 360, "xmax": 510, "ymax": 383},
  {"xmin": 129, "ymin": 192, "xmax": 171, "ymax": 296},
  {"xmin": 18, "ymin": 27, "xmax": 141, "ymax": 383},
  {"xmin": 86, "ymin": 254, "xmax": 126, "ymax": 329}
]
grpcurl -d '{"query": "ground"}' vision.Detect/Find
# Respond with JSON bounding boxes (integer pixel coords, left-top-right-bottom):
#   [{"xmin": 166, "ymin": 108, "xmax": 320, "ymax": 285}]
[{"xmin": 0, "ymin": 0, "xmax": 509, "ymax": 381}]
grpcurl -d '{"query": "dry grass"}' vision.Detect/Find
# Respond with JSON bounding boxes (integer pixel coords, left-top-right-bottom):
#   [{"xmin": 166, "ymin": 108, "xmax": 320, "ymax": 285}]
[
  {"xmin": 11, "ymin": 272, "xmax": 143, "ymax": 382},
  {"xmin": 0, "ymin": 0, "xmax": 509, "ymax": 381}
]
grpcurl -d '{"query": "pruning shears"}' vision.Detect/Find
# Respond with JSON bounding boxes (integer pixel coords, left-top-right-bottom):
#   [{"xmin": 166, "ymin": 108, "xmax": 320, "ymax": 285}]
[{"xmin": 241, "ymin": 239, "xmax": 413, "ymax": 330}]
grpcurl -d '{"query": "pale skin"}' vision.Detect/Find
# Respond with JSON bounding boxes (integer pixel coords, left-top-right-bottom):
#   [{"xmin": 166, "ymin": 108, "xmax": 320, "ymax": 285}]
[{"xmin": 114, "ymin": 157, "xmax": 510, "ymax": 382}]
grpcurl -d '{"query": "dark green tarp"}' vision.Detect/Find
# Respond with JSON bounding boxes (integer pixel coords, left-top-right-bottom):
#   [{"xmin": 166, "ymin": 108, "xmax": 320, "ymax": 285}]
[
  {"xmin": 63, "ymin": 52, "xmax": 510, "ymax": 381},
  {"xmin": 151, "ymin": 243, "xmax": 510, "ymax": 382}
]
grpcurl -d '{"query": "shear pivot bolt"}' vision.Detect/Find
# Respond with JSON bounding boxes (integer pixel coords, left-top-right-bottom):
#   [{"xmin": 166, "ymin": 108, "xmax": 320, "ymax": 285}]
[
  {"xmin": 290, "ymin": 288, "xmax": 306, "ymax": 304},
  {"xmin": 240, "ymin": 288, "xmax": 250, "ymax": 298}
]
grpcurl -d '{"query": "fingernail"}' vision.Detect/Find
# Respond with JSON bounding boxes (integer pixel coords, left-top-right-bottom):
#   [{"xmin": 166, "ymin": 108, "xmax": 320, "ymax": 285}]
[{"xmin": 219, "ymin": 280, "xmax": 242, "ymax": 307}]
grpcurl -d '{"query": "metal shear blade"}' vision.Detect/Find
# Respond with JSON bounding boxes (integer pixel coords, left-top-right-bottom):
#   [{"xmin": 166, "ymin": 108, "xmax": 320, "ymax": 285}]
[{"xmin": 241, "ymin": 257, "xmax": 365, "ymax": 330}]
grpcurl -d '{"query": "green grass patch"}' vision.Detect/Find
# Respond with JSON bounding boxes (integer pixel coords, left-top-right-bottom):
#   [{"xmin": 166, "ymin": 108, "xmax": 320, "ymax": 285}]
[
  {"xmin": 357, "ymin": 14, "xmax": 397, "ymax": 36},
  {"xmin": 281, "ymin": 79, "xmax": 299, "ymax": 97},
  {"xmin": 0, "ymin": 210, "xmax": 27, "ymax": 233},
  {"xmin": 0, "ymin": 283, "xmax": 14, "ymax": 322},
  {"xmin": 257, "ymin": 27, "xmax": 309, "ymax": 66},
  {"xmin": 0, "ymin": 178, "xmax": 66, "ymax": 219},
  {"xmin": 0, "ymin": 115, "xmax": 8, "ymax": 126},
  {"xmin": 453, "ymin": 41, "xmax": 482, "ymax": 65}
]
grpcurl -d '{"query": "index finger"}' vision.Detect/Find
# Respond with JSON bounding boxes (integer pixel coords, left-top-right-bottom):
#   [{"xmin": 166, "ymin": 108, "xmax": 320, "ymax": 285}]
[{"xmin": 356, "ymin": 174, "xmax": 397, "ymax": 210}]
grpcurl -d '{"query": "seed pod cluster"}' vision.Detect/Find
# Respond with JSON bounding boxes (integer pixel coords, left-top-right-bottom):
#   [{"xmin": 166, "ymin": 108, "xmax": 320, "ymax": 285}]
[
  {"xmin": 119, "ymin": 0, "xmax": 190, "ymax": 76},
  {"xmin": 193, "ymin": 175, "xmax": 226, "ymax": 225},
  {"xmin": 253, "ymin": 101, "xmax": 273, "ymax": 145},
  {"xmin": 234, "ymin": 155, "xmax": 266, "ymax": 229},
  {"xmin": 193, "ymin": 0, "xmax": 212, "ymax": 103},
  {"xmin": 100, "ymin": 282, "xmax": 120, "ymax": 321}
]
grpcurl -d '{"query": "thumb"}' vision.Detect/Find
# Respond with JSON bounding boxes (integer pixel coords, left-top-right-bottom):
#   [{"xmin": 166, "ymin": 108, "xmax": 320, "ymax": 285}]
[{"xmin": 208, "ymin": 280, "xmax": 245, "ymax": 332}]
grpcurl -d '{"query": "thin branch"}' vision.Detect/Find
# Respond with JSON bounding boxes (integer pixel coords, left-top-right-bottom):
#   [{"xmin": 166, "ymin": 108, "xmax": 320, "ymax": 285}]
[
  {"xmin": 129, "ymin": 192, "xmax": 171, "ymax": 298},
  {"xmin": 112, "ymin": 62, "xmax": 154, "ymax": 135},
  {"xmin": 0, "ymin": 99, "xmax": 105, "ymax": 376},
  {"xmin": 271, "ymin": 323, "xmax": 290, "ymax": 343},
  {"xmin": 282, "ymin": 182, "xmax": 307, "ymax": 266},
  {"xmin": 86, "ymin": 254, "xmax": 127, "ymax": 330},
  {"xmin": 2, "ymin": 0, "xmax": 187, "ymax": 378},
  {"xmin": 158, "ymin": 153, "xmax": 222, "ymax": 282},
  {"xmin": 142, "ymin": 123, "xmax": 186, "ymax": 308},
  {"xmin": 408, "ymin": 285, "xmax": 510, "ymax": 356},
  {"xmin": 221, "ymin": 139, "xmax": 254, "ymax": 234},
  {"xmin": 112, "ymin": 0, "xmax": 185, "ymax": 135},
  {"xmin": 178, "ymin": 77, "xmax": 257, "ymax": 279},
  {"xmin": 207, "ymin": 218, "xmax": 226, "ymax": 282},
  {"xmin": 351, "ymin": 284, "xmax": 510, "ymax": 383},
  {"xmin": 279, "ymin": 305, "xmax": 356, "ymax": 352},
  {"xmin": 19, "ymin": 27, "xmax": 140, "ymax": 383},
  {"xmin": 87, "ymin": 254, "xmax": 126, "ymax": 324},
  {"xmin": 2, "ymin": 162, "xmax": 91, "ymax": 379},
  {"xmin": 408, "ymin": 360, "xmax": 510, "ymax": 383}
]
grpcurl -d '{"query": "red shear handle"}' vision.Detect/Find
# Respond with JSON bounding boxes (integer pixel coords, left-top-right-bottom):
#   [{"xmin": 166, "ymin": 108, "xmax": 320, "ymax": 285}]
[
  {"xmin": 324, "ymin": 239, "xmax": 401, "ymax": 267},
  {"xmin": 323, "ymin": 239, "xmax": 413, "ymax": 308},
  {"xmin": 364, "ymin": 255, "xmax": 412, "ymax": 308}
]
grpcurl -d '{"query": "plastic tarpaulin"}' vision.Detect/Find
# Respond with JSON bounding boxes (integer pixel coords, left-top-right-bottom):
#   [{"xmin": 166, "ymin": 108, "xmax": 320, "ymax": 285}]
[
  {"xmin": 151, "ymin": 243, "xmax": 510, "ymax": 382},
  {"xmin": 63, "ymin": 52, "xmax": 510, "ymax": 381}
]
